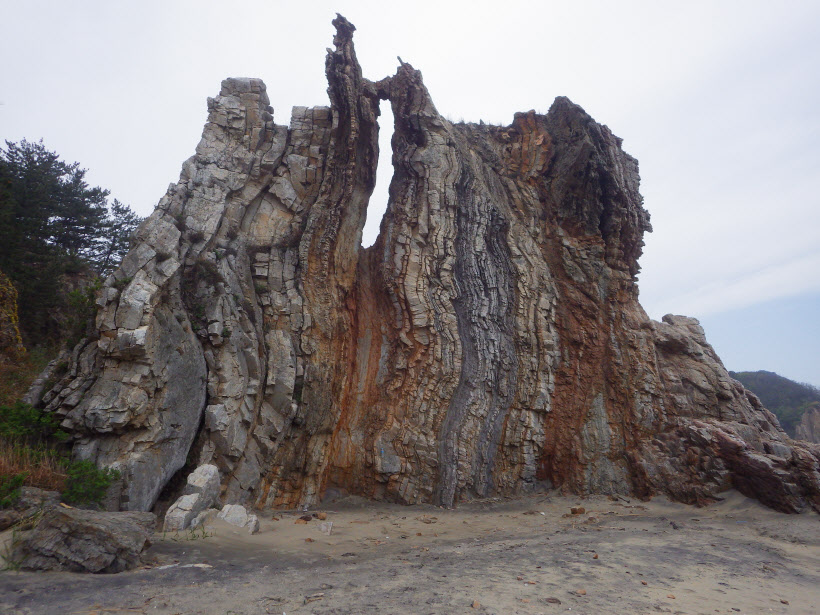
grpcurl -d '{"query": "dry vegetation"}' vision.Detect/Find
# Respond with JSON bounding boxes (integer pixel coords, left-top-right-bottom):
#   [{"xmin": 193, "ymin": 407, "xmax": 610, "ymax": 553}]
[
  {"xmin": 0, "ymin": 347, "xmax": 67, "ymax": 499},
  {"xmin": 0, "ymin": 439, "xmax": 66, "ymax": 492}
]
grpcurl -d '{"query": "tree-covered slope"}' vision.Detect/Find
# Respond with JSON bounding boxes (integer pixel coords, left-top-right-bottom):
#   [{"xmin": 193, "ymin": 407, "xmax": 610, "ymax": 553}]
[{"xmin": 730, "ymin": 370, "xmax": 820, "ymax": 436}]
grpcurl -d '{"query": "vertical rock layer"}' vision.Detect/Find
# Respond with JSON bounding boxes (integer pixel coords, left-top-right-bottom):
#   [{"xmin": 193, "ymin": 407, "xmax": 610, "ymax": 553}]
[
  {"xmin": 796, "ymin": 406, "xmax": 820, "ymax": 444},
  {"xmin": 32, "ymin": 16, "xmax": 820, "ymax": 514}
]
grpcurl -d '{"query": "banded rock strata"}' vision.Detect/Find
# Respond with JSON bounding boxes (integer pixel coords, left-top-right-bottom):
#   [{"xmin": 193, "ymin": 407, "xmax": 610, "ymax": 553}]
[
  {"xmin": 796, "ymin": 406, "xmax": 820, "ymax": 444},
  {"xmin": 31, "ymin": 16, "xmax": 820, "ymax": 514}
]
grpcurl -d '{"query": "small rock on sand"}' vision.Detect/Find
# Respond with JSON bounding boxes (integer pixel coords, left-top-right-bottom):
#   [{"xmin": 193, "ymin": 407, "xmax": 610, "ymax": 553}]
[{"xmin": 217, "ymin": 504, "xmax": 259, "ymax": 534}]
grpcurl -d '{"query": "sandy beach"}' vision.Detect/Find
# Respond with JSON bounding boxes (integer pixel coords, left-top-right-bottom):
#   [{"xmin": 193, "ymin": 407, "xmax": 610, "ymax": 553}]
[{"xmin": 1, "ymin": 490, "xmax": 818, "ymax": 614}]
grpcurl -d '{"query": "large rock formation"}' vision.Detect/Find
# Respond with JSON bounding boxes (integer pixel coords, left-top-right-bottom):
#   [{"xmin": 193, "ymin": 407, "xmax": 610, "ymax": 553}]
[{"xmin": 29, "ymin": 16, "xmax": 820, "ymax": 514}]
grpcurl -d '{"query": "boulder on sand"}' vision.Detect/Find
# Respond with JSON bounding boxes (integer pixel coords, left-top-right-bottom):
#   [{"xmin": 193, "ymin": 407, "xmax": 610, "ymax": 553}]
[
  {"xmin": 217, "ymin": 504, "xmax": 259, "ymax": 534},
  {"xmin": 12, "ymin": 507, "xmax": 155, "ymax": 573}
]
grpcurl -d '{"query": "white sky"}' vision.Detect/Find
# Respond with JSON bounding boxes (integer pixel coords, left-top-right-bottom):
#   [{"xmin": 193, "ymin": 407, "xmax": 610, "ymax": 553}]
[{"xmin": 2, "ymin": 0, "xmax": 818, "ymax": 384}]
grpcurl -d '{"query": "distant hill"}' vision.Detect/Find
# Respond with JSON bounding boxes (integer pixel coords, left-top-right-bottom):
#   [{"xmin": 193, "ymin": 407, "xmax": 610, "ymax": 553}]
[{"xmin": 730, "ymin": 370, "xmax": 820, "ymax": 437}]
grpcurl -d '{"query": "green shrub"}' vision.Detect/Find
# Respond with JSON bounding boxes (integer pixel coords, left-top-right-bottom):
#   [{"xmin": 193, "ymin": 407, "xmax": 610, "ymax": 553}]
[
  {"xmin": 0, "ymin": 472, "xmax": 26, "ymax": 509},
  {"xmin": 61, "ymin": 460, "xmax": 120, "ymax": 506},
  {"xmin": 0, "ymin": 401, "xmax": 67, "ymax": 444}
]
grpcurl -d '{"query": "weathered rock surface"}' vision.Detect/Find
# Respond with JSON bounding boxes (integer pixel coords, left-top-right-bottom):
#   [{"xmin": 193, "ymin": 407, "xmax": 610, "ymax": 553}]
[
  {"xmin": 163, "ymin": 494, "xmax": 201, "ymax": 533},
  {"xmin": 183, "ymin": 463, "xmax": 221, "ymax": 500},
  {"xmin": 12, "ymin": 507, "xmax": 155, "ymax": 573},
  {"xmin": 163, "ymin": 464, "xmax": 220, "ymax": 531},
  {"xmin": 29, "ymin": 16, "xmax": 820, "ymax": 514},
  {"xmin": 796, "ymin": 405, "xmax": 820, "ymax": 444},
  {"xmin": 0, "ymin": 488, "xmax": 61, "ymax": 532},
  {"xmin": 217, "ymin": 504, "xmax": 259, "ymax": 534},
  {"xmin": 15, "ymin": 487, "xmax": 61, "ymax": 511}
]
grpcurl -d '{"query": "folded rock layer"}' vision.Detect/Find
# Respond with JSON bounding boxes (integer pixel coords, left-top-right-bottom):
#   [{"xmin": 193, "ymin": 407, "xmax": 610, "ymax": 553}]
[{"xmin": 33, "ymin": 16, "xmax": 820, "ymax": 514}]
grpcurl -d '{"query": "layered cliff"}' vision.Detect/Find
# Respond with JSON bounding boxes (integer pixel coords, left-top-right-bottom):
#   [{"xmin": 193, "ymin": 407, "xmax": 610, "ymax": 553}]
[
  {"xmin": 796, "ymin": 406, "xmax": 820, "ymax": 444},
  {"xmin": 31, "ymin": 16, "xmax": 820, "ymax": 514}
]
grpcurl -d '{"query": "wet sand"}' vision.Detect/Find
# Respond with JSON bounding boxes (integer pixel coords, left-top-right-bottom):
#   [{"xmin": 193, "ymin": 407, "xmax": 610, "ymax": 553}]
[{"xmin": 1, "ymin": 490, "xmax": 818, "ymax": 614}]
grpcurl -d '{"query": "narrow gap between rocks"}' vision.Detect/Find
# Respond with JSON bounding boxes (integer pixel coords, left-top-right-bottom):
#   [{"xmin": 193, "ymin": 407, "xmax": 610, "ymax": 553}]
[{"xmin": 361, "ymin": 103, "xmax": 394, "ymax": 247}]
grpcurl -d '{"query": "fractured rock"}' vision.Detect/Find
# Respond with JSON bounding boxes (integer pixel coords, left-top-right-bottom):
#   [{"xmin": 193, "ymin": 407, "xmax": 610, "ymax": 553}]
[
  {"xmin": 163, "ymin": 494, "xmax": 201, "ymax": 533},
  {"xmin": 183, "ymin": 464, "xmax": 220, "ymax": 500},
  {"xmin": 12, "ymin": 508, "xmax": 155, "ymax": 573},
  {"xmin": 163, "ymin": 464, "xmax": 221, "ymax": 532},
  {"xmin": 26, "ymin": 15, "xmax": 820, "ymax": 515}
]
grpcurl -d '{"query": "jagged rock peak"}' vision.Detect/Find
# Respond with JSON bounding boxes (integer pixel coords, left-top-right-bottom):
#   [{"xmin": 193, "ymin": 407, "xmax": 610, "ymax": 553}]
[{"xmin": 31, "ymin": 16, "xmax": 820, "ymax": 515}]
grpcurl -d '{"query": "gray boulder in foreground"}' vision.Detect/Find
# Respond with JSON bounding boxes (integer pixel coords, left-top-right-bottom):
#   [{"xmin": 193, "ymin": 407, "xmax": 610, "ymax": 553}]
[
  {"xmin": 12, "ymin": 507, "xmax": 155, "ymax": 573},
  {"xmin": 162, "ymin": 493, "xmax": 203, "ymax": 533}
]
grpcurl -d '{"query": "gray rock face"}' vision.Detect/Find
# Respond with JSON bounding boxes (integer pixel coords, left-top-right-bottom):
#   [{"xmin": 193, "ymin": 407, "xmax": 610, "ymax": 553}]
[
  {"xmin": 12, "ymin": 508, "xmax": 155, "ymax": 573},
  {"xmin": 27, "ymin": 16, "xmax": 820, "ymax": 515}
]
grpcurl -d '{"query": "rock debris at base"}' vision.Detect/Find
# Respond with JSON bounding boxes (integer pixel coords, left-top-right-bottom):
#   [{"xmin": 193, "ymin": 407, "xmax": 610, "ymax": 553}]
[{"xmin": 11, "ymin": 507, "xmax": 155, "ymax": 573}]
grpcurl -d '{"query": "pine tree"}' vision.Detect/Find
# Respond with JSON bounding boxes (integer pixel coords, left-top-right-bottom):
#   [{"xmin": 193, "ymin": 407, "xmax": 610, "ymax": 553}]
[
  {"xmin": 0, "ymin": 140, "xmax": 142, "ymax": 346},
  {"xmin": 92, "ymin": 199, "xmax": 143, "ymax": 276}
]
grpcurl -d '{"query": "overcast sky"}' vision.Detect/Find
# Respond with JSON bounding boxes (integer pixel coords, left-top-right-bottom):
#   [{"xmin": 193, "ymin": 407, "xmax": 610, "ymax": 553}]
[{"xmin": 2, "ymin": 1, "xmax": 818, "ymax": 385}]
